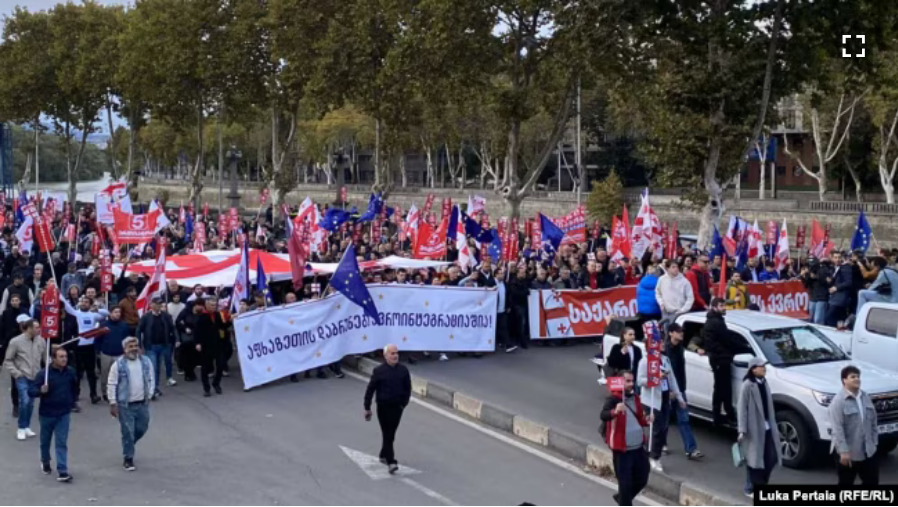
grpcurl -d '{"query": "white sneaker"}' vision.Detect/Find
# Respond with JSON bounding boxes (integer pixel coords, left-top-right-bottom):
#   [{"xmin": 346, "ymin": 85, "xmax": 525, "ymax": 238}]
[
  {"xmin": 650, "ymin": 459, "xmax": 664, "ymax": 473},
  {"xmin": 24, "ymin": 428, "xmax": 36, "ymax": 438},
  {"xmin": 439, "ymin": 353, "xmax": 449, "ymax": 362},
  {"xmin": 16, "ymin": 429, "xmax": 26, "ymax": 441},
  {"xmin": 505, "ymin": 346, "xmax": 518, "ymax": 353},
  {"xmin": 167, "ymin": 378, "xmax": 177, "ymax": 387}
]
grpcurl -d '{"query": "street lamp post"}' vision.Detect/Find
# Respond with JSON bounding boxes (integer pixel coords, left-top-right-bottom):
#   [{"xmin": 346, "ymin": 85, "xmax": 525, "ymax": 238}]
[{"xmin": 226, "ymin": 146, "xmax": 242, "ymax": 210}]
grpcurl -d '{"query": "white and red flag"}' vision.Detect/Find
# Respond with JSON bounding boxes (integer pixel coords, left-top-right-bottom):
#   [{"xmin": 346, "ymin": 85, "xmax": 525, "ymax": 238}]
[{"xmin": 135, "ymin": 249, "xmax": 167, "ymax": 317}]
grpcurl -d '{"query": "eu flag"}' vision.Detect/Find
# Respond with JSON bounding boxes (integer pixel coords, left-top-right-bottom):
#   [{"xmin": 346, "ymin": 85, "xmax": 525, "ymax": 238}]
[
  {"xmin": 357, "ymin": 192, "xmax": 384, "ymax": 222},
  {"xmin": 320, "ymin": 207, "xmax": 352, "ymax": 232},
  {"xmin": 539, "ymin": 213, "xmax": 564, "ymax": 256},
  {"xmin": 15, "ymin": 189, "xmax": 26, "ymax": 225},
  {"xmin": 709, "ymin": 226, "xmax": 724, "ymax": 260},
  {"xmin": 331, "ymin": 244, "xmax": 381, "ymax": 324},
  {"xmin": 256, "ymin": 254, "xmax": 273, "ymax": 306},
  {"xmin": 851, "ymin": 211, "xmax": 872, "ymax": 253},
  {"xmin": 462, "ymin": 210, "xmax": 494, "ymax": 243},
  {"xmin": 185, "ymin": 212, "xmax": 194, "ymax": 238},
  {"xmin": 487, "ymin": 228, "xmax": 502, "ymax": 263}
]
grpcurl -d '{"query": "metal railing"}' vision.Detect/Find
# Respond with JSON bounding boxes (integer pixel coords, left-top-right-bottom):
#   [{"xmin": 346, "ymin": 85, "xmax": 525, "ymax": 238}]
[{"xmin": 807, "ymin": 201, "xmax": 898, "ymax": 214}]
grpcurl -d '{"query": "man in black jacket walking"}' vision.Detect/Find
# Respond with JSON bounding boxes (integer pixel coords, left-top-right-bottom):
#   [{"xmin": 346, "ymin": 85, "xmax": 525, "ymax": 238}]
[
  {"xmin": 364, "ymin": 344, "xmax": 411, "ymax": 474},
  {"xmin": 29, "ymin": 346, "xmax": 77, "ymax": 482}
]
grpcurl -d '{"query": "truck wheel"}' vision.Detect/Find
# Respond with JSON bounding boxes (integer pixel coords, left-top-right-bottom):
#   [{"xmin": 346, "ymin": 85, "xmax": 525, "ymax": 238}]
[
  {"xmin": 776, "ymin": 409, "xmax": 812, "ymax": 469},
  {"xmin": 876, "ymin": 436, "xmax": 898, "ymax": 457}
]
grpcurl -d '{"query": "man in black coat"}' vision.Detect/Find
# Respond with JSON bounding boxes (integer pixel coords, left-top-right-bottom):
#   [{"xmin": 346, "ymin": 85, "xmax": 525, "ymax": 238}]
[
  {"xmin": 364, "ymin": 344, "xmax": 411, "ymax": 474},
  {"xmin": 699, "ymin": 298, "xmax": 739, "ymax": 426},
  {"xmin": 196, "ymin": 297, "xmax": 226, "ymax": 397},
  {"xmin": 826, "ymin": 251, "xmax": 854, "ymax": 327},
  {"xmin": 136, "ymin": 297, "xmax": 178, "ymax": 398}
]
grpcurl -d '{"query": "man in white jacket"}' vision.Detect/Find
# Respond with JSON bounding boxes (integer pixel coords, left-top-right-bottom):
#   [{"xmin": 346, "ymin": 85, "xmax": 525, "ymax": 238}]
[{"xmin": 655, "ymin": 261, "xmax": 694, "ymax": 327}]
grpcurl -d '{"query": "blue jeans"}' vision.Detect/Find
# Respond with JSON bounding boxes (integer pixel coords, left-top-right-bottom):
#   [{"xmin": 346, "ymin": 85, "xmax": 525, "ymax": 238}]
[
  {"xmin": 39, "ymin": 414, "xmax": 70, "ymax": 473},
  {"xmin": 744, "ymin": 468, "xmax": 753, "ymax": 495},
  {"xmin": 148, "ymin": 344, "xmax": 173, "ymax": 389},
  {"xmin": 118, "ymin": 402, "xmax": 150, "ymax": 460},
  {"xmin": 672, "ymin": 394, "xmax": 697, "ymax": 454},
  {"xmin": 856, "ymin": 290, "xmax": 887, "ymax": 316},
  {"xmin": 15, "ymin": 377, "xmax": 33, "ymax": 429},
  {"xmin": 808, "ymin": 301, "xmax": 827, "ymax": 325}
]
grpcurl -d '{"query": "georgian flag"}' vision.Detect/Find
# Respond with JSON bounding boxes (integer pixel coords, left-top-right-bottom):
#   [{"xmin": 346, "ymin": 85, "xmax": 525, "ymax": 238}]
[
  {"xmin": 543, "ymin": 291, "xmax": 574, "ymax": 338},
  {"xmin": 451, "ymin": 206, "xmax": 474, "ymax": 272},
  {"xmin": 135, "ymin": 250, "xmax": 167, "ymax": 317},
  {"xmin": 230, "ymin": 239, "xmax": 250, "ymax": 313},
  {"xmin": 774, "ymin": 220, "xmax": 790, "ymax": 271},
  {"xmin": 15, "ymin": 216, "xmax": 33, "ymax": 253}
]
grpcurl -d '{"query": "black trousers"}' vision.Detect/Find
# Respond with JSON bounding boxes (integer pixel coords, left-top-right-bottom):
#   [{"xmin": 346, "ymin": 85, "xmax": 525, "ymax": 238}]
[
  {"xmin": 709, "ymin": 357, "xmax": 735, "ymax": 423},
  {"xmin": 75, "ymin": 345, "xmax": 98, "ymax": 399},
  {"xmin": 748, "ymin": 430, "xmax": 778, "ymax": 489},
  {"xmin": 496, "ymin": 313, "xmax": 510, "ymax": 349},
  {"xmin": 201, "ymin": 348, "xmax": 225, "ymax": 393},
  {"xmin": 511, "ymin": 305, "xmax": 529, "ymax": 348},
  {"xmin": 612, "ymin": 447, "xmax": 649, "ymax": 506},
  {"xmin": 179, "ymin": 343, "xmax": 198, "ymax": 380},
  {"xmin": 221, "ymin": 339, "xmax": 233, "ymax": 372},
  {"xmin": 377, "ymin": 403, "xmax": 404, "ymax": 465},
  {"xmin": 837, "ymin": 455, "xmax": 879, "ymax": 486},
  {"xmin": 825, "ymin": 304, "xmax": 847, "ymax": 327}
]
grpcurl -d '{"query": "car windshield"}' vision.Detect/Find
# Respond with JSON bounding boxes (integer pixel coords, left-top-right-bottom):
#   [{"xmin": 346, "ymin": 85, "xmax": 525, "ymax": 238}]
[{"xmin": 751, "ymin": 326, "xmax": 847, "ymax": 367}]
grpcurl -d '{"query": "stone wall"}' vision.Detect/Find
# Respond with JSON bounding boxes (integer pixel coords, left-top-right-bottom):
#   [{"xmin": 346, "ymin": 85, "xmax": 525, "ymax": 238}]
[{"xmin": 138, "ymin": 179, "xmax": 898, "ymax": 247}]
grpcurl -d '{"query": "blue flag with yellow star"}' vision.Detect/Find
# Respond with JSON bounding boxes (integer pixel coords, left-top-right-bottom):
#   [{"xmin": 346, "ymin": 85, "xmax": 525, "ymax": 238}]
[
  {"xmin": 331, "ymin": 244, "xmax": 381, "ymax": 324},
  {"xmin": 851, "ymin": 210, "xmax": 872, "ymax": 252},
  {"xmin": 320, "ymin": 207, "xmax": 352, "ymax": 232},
  {"xmin": 256, "ymin": 253, "xmax": 274, "ymax": 306}
]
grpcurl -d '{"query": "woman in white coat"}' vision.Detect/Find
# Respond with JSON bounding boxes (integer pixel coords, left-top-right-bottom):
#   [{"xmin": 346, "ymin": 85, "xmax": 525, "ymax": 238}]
[{"xmin": 737, "ymin": 357, "xmax": 783, "ymax": 495}]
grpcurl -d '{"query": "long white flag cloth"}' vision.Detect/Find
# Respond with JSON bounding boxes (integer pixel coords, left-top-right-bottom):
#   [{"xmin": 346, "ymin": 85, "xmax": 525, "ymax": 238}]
[{"xmin": 234, "ymin": 285, "xmax": 497, "ymax": 389}]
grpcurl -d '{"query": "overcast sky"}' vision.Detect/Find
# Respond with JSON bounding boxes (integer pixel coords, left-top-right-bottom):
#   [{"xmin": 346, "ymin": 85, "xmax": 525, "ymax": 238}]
[{"xmin": 1, "ymin": 0, "xmax": 127, "ymax": 19}]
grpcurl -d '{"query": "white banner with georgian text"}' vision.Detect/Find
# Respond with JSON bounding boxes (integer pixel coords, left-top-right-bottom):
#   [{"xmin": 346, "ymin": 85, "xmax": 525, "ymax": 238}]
[{"xmin": 234, "ymin": 284, "xmax": 497, "ymax": 389}]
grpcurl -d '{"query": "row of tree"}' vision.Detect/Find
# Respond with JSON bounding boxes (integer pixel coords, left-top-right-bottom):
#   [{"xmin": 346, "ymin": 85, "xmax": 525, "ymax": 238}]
[{"xmin": 0, "ymin": 0, "xmax": 895, "ymax": 247}]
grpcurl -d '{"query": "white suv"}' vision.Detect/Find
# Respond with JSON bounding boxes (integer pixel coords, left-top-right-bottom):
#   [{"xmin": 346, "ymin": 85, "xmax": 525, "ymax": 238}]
[{"xmin": 601, "ymin": 310, "xmax": 898, "ymax": 469}]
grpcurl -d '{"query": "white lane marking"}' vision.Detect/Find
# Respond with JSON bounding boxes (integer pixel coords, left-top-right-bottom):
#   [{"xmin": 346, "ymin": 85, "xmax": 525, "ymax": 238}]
[
  {"xmin": 343, "ymin": 370, "xmax": 660, "ymax": 506},
  {"xmin": 400, "ymin": 477, "xmax": 459, "ymax": 506},
  {"xmin": 339, "ymin": 444, "xmax": 457, "ymax": 505}
]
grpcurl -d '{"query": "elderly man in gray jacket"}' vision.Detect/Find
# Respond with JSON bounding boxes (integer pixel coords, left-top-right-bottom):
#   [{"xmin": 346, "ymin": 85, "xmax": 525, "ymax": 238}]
[{"xmin": 829, "ymin": 365, "xmax": 879, "ymax": 485}]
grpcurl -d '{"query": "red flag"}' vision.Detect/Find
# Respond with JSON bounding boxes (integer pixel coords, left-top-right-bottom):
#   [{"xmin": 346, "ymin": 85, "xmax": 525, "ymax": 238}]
[
  {"xmin": 135, "ymin": 250, "xmax": 166, "ymax": 316},
  {"xmin": 40, "ymin": 283, "xmax": 60, "ymax": 340},
  {"xmin": 414, "ymin": 217, "xmax": 448, "ymax": 259},
  {"xmin": 99, "ymin": 249, "xmax": 113, "ymax": 293},
  {"xmin": 112, "ymin": 208, "xmax": 160, "ymax": 244},
  {"xmin": 203, "ymin": 202, "xmax": 210, "ymax": 218},
  {"xmin": 666, "ymin": 222, "xmax": 678, "ymax": 259},
  {"xmin": 795, "ymin": 225, "xmax": 807, "ymax": 249}
]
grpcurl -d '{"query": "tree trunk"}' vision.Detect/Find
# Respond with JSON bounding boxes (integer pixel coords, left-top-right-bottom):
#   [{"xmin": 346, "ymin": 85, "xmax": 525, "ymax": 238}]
[
  {"xmin": 505, "ymin": 194, "xmax": 522, "ymax": 220},
  {"xmin": 399, "ymin": 153, "xmax": 407, "ymax": 188},
  {"xmin": 189, "ymin": 106, "xmax": 205, "ymax": 210},
  {"xmin": 759, "ymin": 161, "xmax": 766, "ymax": 200},
  {"xmin": 884, "ymin": 180, "xmax": 895, "ymax": 204},
  {"xmin": 817, "ymin": 172, "xmax": 828, "ymax": 202},
  {"xmin": 423, "ymin": 140, "xmax": 434, "ymax": 188},
  {"xmin": 105, "ymin": 93, "xmax": 117, "ymax": 179}
]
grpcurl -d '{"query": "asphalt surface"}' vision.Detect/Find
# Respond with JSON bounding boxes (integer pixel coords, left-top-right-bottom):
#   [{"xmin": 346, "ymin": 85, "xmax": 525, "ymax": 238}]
[
  {"xmin": 405, "ymin": 342, "xmax": 898, "ymax": 502},
  {"xmin": 0, "ymin": 369, "xmax": 625, "ymax": 506}
]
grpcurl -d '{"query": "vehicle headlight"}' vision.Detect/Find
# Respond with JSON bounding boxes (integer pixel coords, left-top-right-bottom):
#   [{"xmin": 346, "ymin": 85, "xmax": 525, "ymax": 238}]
[{"xmin": 813, "ymin": 390, "xmax": 835, "ymax": 407}]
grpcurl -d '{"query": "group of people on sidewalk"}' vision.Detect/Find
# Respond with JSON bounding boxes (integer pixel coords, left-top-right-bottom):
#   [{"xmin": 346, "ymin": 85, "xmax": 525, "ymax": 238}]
[{"xmin": 601, "ymin": 295, "xmax": 883, "ymax": 505}]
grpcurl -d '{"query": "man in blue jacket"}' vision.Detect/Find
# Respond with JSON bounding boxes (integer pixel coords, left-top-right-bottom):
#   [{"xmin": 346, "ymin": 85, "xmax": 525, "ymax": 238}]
[
  {"xmin": 826, "ymin": 251, "xmax": 854, "ymax": 327},
  {"xmin": 29, "ymin": 346, "xmax": 77, "ymax": 483}
]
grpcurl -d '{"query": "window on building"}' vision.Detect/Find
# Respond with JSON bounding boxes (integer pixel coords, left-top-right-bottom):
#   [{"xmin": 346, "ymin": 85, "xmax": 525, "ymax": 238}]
[{"xmin": 776, "ymin": 165, "xmax": 786, "ymax": 175}]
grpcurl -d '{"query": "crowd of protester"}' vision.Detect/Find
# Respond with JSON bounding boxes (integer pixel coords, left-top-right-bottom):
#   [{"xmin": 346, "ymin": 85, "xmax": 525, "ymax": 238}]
[{"xmin": 0, "ymin": 199, "xmax": 895, "ymax": 492}]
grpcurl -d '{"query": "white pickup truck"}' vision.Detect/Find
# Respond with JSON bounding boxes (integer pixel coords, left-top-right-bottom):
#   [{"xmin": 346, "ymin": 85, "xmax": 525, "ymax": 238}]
[
  {"xmin": 824, "ymin": 302, "xmax": 898, "ymax": 372},
  {"xmin": 601, "ymin": 310, "xmax": 898, "ymax": 469}
]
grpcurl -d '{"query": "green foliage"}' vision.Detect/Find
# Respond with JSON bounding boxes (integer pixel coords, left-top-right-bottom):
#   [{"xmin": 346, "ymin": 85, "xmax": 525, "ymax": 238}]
[
  {"xmin": 586, "ymin": 170, "xmax": 623, "ymax": 226},
  {"xmin": 10, "ymin": 125, "xmax": 106, "ymax": 182}
]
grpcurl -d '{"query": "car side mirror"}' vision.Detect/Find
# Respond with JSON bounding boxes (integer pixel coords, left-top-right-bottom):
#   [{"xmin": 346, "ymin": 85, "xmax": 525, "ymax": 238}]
[{"xmin": 732, "ymin": 353, "xmax": 754, "ymax": 368}]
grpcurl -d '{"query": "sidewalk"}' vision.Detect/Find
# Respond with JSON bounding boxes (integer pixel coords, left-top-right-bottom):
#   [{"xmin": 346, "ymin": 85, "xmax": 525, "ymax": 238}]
[{"xmin": 375, "ymin": 342, "xmax": 898, "ymax": 504}]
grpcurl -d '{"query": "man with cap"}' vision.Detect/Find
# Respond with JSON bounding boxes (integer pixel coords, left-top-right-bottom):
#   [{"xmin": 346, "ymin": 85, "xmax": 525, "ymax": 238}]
[
  {"xmin": 136, "ymin": 296, "xmax": 177, "ymax": 399},
  {"xmin": 3, "ymin": 315, "xmax": 45, "ymax": 440}
]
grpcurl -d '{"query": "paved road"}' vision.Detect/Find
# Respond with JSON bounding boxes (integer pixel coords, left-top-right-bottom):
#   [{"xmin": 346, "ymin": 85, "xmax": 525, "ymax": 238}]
[
  {"xmin": 0, "ymin": 371, "xmax": 625, "ymax": 506},
  {"xmin": 405, "ymin": 342, "xmax": 898, "ymax": 502}
]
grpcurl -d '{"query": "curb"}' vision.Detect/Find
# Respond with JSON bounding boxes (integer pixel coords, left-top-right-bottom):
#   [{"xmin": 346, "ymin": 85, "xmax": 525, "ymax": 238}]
[{"xmin": 343, "ymin": 355, "xmax": 738, "ymax": 506}]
